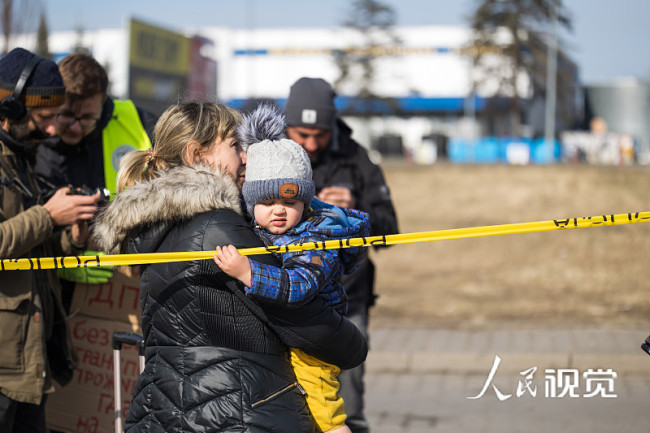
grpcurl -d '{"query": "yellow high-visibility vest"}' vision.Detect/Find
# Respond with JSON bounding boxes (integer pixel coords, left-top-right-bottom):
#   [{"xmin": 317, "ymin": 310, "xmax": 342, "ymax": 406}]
[{"xmin": 102, "ymin": 100, "xmax": 152, "ymax": 194}]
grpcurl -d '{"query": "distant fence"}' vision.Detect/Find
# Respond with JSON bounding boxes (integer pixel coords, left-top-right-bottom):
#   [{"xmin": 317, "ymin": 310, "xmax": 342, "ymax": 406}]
[
  {"xmin": 447, "ymin": 137, "xmax": 561, "ymax": 165},
  {"xmin": 446, "ymin": 132, "xmax": 636, "ymax": 165}
]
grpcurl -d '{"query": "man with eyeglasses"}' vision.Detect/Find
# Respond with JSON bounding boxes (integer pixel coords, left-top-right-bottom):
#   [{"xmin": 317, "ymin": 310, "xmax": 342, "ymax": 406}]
[
  {"xmin": 35, "ymin": 53, "xmax": 156, "ymax": 198},
  {"xmin": 0, "ymin": 47, "xmax": 101, "ymax": 433},
  {"xmin": 34, "ymin": 53, "xmax": 157, "ymax": 290}
]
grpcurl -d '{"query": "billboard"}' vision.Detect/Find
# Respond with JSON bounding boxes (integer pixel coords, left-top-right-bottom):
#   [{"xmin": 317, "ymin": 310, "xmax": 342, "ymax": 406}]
[{"xmin": 128, "ymin": 18, "xmax": 190, "ymax": 114}]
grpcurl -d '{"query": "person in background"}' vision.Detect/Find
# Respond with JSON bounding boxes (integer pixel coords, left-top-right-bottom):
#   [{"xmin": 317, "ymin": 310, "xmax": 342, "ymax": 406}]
[
  {"xmin": 33, "ymin": 53, "xmax": 157, "ymax": 295},
  {"xmin": 0, "ymin": 47, "xmax": 100, "ymax": 433},
  {"xmin": 285, "ymin": 77, "xmax": 399, "ymax": 433}
]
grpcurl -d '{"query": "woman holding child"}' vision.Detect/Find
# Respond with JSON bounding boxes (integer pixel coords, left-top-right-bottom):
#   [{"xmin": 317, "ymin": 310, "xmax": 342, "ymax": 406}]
[{"xmin": 92, "ymin": 102, "xmax": 366, "ymax": 432}]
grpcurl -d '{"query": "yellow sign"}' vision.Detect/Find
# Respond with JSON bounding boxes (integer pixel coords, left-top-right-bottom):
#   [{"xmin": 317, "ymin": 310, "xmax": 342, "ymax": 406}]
[{"xmin": 129, "ymin": 18, "xmax": 190, "ymax": 75}]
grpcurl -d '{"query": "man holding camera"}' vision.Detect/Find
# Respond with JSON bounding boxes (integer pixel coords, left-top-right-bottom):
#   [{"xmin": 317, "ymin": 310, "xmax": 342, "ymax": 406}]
[
  {"xmin": 34, "ymin": 53, "xmax": 157, "ymax": 288},
  {"xmin": 0, "ymin": 47, "xmax": 101, "ymax": 432}
]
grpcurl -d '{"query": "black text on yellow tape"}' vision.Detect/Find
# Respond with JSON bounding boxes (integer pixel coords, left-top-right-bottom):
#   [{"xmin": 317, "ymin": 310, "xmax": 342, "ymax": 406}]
[{"xmin": 2, "ymin": 211, "xmax": 649, "ymax": 271}]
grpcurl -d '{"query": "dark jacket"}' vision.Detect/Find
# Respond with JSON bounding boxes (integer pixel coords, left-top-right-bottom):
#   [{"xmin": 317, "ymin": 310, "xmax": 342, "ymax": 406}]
[
  {"xmin": 92, "ymin": 165, "xmax": 366, "ymax": 432},
  {"xmin": 311, "ymin": 118, "xmax": 399, "ymax": 310},
  {"xmin": 0, "ymin": 136, "xmax": 81, "ymax": 405},
  {"xmin": 33, "ymin": 97, "xmax": 157, "ymax": 193}
]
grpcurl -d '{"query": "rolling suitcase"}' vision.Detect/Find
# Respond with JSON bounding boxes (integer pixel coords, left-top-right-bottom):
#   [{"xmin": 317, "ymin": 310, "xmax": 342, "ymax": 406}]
[{"xmin": 112, "ymin": 332, "xmax": 145, "ymax": 433}]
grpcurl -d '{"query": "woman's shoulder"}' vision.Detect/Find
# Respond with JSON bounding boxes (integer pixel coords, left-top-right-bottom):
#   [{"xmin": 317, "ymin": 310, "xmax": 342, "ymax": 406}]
[
  {"xmin": 199, "ymin": 209, "xmax": 266, "ymax": 250},
  {"xmin": 94, "ymin": 165, "xmax": 243, "ymax": 252}
]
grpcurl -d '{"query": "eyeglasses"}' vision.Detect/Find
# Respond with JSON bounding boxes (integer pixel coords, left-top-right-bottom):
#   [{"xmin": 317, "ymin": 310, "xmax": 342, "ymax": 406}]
[{"xmin": 56, "ymin": 113, "xmax": 99, "ymax": 128}]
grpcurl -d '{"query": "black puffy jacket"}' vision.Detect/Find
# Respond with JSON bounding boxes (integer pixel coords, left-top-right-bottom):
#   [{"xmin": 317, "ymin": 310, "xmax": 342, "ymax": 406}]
[{"xmin": 93, "ymin": 165, "xmax": 366, "ymax": 432}]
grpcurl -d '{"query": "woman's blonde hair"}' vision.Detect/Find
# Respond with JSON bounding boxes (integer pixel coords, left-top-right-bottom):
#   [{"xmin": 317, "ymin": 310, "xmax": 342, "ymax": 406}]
[{"xmin": 116, "ymin": 102, "xmax": 242, "ymax": 192}]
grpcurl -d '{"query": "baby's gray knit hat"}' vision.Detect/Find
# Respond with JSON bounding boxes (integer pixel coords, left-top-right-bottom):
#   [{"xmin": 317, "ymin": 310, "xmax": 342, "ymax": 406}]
[{"xmin": 240, "ymin": 104, "xmax": 315, "ymax": 215}]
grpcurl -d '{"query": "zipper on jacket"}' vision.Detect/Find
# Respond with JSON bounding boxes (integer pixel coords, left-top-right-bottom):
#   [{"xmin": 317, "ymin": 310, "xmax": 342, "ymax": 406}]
[{"xmin": 251, "ymin": 381, "xmax": 306, "ymax": 408}]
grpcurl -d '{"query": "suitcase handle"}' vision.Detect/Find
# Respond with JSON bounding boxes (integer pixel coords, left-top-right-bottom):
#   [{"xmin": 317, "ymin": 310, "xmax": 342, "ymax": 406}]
[
  {"xmin": 112, "ymin": 332, "xmax": 145, "ymax": 356},
  {"xmin": 112, "ymin": 332, "xmax": 144, "ymax": 433}
]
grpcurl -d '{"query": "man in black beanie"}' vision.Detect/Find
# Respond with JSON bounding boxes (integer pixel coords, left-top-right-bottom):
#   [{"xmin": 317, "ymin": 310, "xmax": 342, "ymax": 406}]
[
  {"xmin": 285, "ymin": 77, "xmax": 399, "ymax": 433},
  {"xmin": 0, "ymin": 47, "xmax": 101, "ymax": 433}
]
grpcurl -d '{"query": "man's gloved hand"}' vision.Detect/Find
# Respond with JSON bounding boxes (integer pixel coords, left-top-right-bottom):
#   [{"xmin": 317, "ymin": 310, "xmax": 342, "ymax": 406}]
[{"xmin": 57, "ymin": 250, "xmax": 114, "ymax": 284}]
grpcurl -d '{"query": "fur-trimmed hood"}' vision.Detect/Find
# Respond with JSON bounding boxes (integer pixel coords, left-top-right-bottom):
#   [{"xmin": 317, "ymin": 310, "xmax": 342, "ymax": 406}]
[{"xmin": 92, "ymin": 165, "xmax": 242, "ymax": 254}]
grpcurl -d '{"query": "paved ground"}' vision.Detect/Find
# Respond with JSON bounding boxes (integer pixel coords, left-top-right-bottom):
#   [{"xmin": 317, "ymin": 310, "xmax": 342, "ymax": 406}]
[{"xmin": 363, "ymin": 326, "xmax": 650, "ymax": 433}]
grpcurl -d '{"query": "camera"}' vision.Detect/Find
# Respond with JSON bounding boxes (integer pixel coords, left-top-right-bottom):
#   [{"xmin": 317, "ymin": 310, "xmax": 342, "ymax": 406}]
[{"xmin": 69, "ymin": 185, "xmax": 111, "ymax": 203}]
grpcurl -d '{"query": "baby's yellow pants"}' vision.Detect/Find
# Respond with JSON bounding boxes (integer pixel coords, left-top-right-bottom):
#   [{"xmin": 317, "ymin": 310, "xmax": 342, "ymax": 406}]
[{"xmin": 290, "ymin": 348, "xmax": 346, "ymax": 431}]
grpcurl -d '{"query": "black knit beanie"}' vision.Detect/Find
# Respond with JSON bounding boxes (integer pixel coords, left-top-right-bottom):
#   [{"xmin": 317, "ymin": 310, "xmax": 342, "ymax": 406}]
[
  {"xmin": 285, "ymin": 77, "xmax": 337, "ymax": 131},
  {"xmin": 0, "ymin": 47, "xmax": 65, "ymax": 108}
]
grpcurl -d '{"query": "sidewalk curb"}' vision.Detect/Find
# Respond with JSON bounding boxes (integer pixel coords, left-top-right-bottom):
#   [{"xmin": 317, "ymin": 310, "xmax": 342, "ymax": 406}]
[{"xmin": 366, "ymin": 351, "xmax": 650, "ymax": 376}]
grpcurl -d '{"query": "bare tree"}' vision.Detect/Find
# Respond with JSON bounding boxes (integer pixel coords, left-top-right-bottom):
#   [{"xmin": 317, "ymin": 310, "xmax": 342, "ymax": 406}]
[
  {"xmin": 71, "ymin": 25, "xmax": 91, "ymax": 55},
  {"xmin": 35, "ymin": 9, "xmax": 49, "ymax": 58},
  {"xmin": 468, "ymin": 0, "xmax": 572, "ymax": 136},
  {"xmin": 2, "ymin": 0, "xmax": 12, "ymax": 55},
  {"xmin": 334, "ymin": 0, "xmax": 400, "ymax": 114},
  {"xmin": 0, "ymin": 0, "xmax": 41, "ymax": 55}
]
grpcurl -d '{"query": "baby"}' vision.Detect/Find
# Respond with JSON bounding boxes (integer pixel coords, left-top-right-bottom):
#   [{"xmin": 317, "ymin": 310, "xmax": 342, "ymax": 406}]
[{"xmin": 214, "ymin": 104, "xmax": 369, "ymax": 433}]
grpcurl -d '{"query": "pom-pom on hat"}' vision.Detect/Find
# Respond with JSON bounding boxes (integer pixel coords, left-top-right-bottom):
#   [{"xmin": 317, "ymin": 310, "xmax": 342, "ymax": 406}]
[
  {"xmin": 285, "ymin": 77, "xmax": 336, "ymax": 131},
  {"xmin": 240, "ymin": 104, "xmax": 315, "ymax": 215},
  {"xmin": 0, "ymin": 48, "xmax": 65, "ymax": 109}
]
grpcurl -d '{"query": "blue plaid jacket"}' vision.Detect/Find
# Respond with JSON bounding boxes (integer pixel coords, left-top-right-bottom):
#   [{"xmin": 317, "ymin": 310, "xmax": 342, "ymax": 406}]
[{"xmin": 248, "ymin": 199, "xmax": 370, "ymax": 314}]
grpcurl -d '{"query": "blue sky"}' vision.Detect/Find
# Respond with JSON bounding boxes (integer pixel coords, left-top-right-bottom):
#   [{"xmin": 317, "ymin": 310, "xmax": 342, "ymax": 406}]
[{"xmin": 43, "ymin": 0, "xmax": 650, "ymax": 84}]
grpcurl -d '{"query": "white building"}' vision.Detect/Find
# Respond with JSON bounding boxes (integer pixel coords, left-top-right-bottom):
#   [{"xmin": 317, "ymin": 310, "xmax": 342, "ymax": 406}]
[{"xmin": 11, "ymin": 22, "xmax": 582, "ymax": 163}]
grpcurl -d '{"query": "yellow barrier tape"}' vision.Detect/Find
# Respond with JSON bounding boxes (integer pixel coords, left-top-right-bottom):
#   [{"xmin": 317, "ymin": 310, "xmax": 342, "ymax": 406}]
[{"xmin": 2, "ymin": 211, "xmax": 649, "ymax": 271}]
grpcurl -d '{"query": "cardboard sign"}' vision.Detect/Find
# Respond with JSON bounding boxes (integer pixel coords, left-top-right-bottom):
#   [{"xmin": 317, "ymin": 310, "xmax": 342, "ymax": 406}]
[
  {"xmin": 68, "ymin": 267, "xmax": 141, "ymax": 326},
  {"xmin": 46, "ymin": 268, "xmax": 142, "ymax": 433}
]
